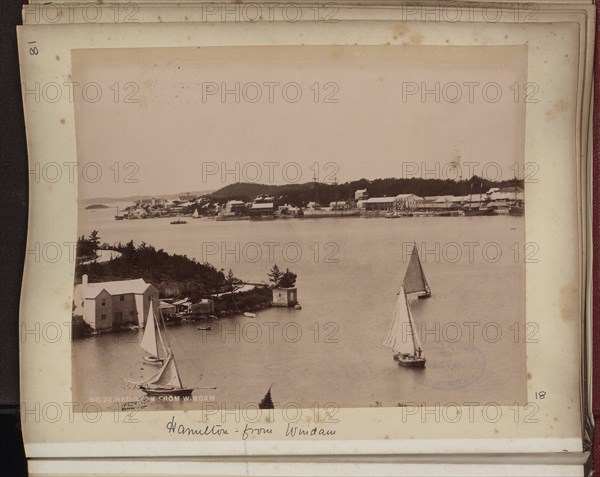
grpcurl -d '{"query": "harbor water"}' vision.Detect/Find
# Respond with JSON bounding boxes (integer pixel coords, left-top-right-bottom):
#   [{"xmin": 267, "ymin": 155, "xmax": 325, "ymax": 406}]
[{"xmin": 73, "ymin": 208, "xmax": 526, "ymax": 409}]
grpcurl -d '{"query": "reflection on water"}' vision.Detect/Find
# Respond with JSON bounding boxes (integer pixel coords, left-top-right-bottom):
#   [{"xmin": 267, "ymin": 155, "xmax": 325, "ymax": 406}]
[{"xmin": 73, "ymin": 209, "xmax": 526, "ymax": 409}]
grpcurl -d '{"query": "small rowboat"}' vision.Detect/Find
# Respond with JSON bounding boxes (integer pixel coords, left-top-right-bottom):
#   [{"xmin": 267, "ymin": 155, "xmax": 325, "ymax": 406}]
[{"xmin": 143, "ymin": 355, "xmax": 164, "ymax": 365}]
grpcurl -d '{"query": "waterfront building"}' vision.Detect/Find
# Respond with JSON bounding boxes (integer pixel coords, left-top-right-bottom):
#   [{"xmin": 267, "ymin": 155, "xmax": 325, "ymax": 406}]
[
  {"xmin": 192, "ymin": 299, "xmax": 215, "ymax": 315},
  {"xmin": 330, "ymin": 201, "xmax": 349, "ymax": 210},
  {"xmin": 159, "ymin": 300, "xmax": 177, "ymax": 317},
  {"xmin": 73, "ymin": 275, "xmax": 158, "ymax": 330},
  {"xmin": 364, "ymin": 197, "xmax": 396, "ymax": 211},
  {"xmin": 249, "ymin": 195, "xmax": 275, "ymax": 216},
  {"xmin": 272, "ymin": 287, "xmax": 298, "ymax": 307},
  {"xmin": 225, "ymin": 200, "xmax": 246, "ymax": 214},
  {"xmin": 395, "ymin": 194, "xmax": 420, "ymax": 210}
]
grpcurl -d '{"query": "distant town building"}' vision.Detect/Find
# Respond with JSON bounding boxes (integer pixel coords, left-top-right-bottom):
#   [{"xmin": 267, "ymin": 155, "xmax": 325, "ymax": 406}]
[
  {"xmin": 355, "ymin": 189, "xmax": 368, "ymax": 201},
  {"xmin": 192, "ymin": 299, "xmax": 215, "ymax": 315},
  {"xmin": 73, "ymin": 275, "xmax": 158, "ymax": 331},
  {"xmin": 364, "ymin": 197, "xmax": 396, "ymax": 211},
  {"xmin": 329, "ymin": 201, "xmax": 349, "ymax": 210},
  {"xmin": 488, "ymin": 187, "xmax": 524, "ymax": 202},
  {"xmin": 278, "ymin": 204, "xmax": 300, "ymax": 216},
  {"xmin": 134, "ymin": 197, "xmax": 167, "ymax": 208},
  {"xmin": 159, "ymin": 300, "xmax": 177, "ymax": 317},
  {"xmin": 172, "ymin": 298, "xmax": 192, "ymax": 314},
  {"xmin": 272, "ymin": 287, "xmax": 298, "ymax": 307},
  {"xmin": 395, "ymin": 194, "xmax": 420, "ymax": 209},
  {"xmin": 225, "ymin": 200, "xmax": 246, "ymax": 214},
  {"xmin": 500, "ymin": 186, "xmax": 523, "ymax": 194},
  {"xmin": 417, "ymin": 196, "xmax": 442, "ymax": 210},
  {"xmin": 249, "ymin": 195, "xmax": 275, "ymax": 216}
]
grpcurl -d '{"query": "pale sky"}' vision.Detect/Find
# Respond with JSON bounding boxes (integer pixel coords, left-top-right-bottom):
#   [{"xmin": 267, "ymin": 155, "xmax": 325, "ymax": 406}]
[{"xmin": 72, "ymin": 45, "xmax": 527, "ymax": 200}]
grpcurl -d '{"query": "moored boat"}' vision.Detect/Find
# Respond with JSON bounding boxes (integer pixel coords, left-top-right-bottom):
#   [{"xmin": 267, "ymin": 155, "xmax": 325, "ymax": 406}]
[
  {"xmin": 126, "ymin": 299, "xmax": 195, "ymax": 397},
  {"xmin": 383, "ymin": 286, "xmax": 426, "ymax": 368},
  {"xmin": 509, "ymin": 203, "xmax": 524, "ymax": 216},
  {"xmin": 462, "ymin": 204, "xmax": 496, "ymax": 216}
]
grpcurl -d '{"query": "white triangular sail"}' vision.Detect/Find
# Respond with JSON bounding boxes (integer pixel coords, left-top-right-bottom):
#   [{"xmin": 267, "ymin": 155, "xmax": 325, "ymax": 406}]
[
  {"xmin": 125, "ymin": 299, "xmax": 189, "ymax": 390},
  {"xmin": 192, "ymin": 208, "xmax": 199, "ymax": 218},
  {"xmin": 145, "ymin": 354, "xmax": 183, "ymax": 389},
  {"xmin": 403, "ymin": 245, "xmax": 429, "ymax": 295},
  {"xmin": 140, "ymin": 304, "xmax": 159, "ymax": 357},
  {"xmin": 382, "ymin": 287, "xmax": 418, "ymax": 356}
]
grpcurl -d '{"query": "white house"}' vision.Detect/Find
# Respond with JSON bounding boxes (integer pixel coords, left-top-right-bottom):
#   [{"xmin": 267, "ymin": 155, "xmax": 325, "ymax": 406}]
[
  {"xmin": 73, "ymin": 275, "xmax": 158, "ymax": 331},
  {"xmin": 395, "ymin": 194, "xmax": 420, "ymax": 209},
  {"xmin": 225, "ymin": 200, "xmax": 246, "ymax": 213},
  {"xmin": 354, "ymin": 189, "xmax": 368, "ymax": 201}
]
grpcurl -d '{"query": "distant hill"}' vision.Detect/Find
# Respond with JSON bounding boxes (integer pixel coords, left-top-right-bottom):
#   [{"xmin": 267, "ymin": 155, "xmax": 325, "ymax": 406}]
[
  {"xmin": 85, "ymin": 204, "xmax": 109, "ymax": 210},
  {"xmin": 209, "ymin": 182, "xmax": 312, "ymax": 200},
  {"xmin": 80, "ymin": 189, "xmax": 214, "ymax": 206},
  {"xmin": 210, "ymin": 177, "xmax": 524, "ymax": 207}
]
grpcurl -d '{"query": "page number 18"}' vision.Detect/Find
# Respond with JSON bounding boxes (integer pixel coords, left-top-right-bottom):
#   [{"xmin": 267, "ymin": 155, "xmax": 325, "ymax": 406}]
[{"xmin": 29, "ymin": 41, "xmax": 39, "ymax": 56}]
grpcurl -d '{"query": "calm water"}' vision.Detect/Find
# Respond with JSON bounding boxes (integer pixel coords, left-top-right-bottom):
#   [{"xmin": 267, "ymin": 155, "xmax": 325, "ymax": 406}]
[{"xmin": 73, "ymin": 207, "xmax": 526, "ymax": 408}]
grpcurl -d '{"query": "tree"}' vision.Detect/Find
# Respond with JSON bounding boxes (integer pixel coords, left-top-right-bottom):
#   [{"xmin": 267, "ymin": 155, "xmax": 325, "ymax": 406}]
[
  {"xmin": 278, "ymin": 269, "xmax": 297, "ymax": 288},
  {"xmin": 268, "ymin": 264, "xmax": 282, "ymax": 287},
  {"xmin": 225, "ymin": 268, "xmax": 243, "ymax": 293},
  {"xmin": 88, "ymin": 230, "xmax": 101, "ymax": 250},
  {"xmin": 76, "ymin": 234, "xmax": 96, "ymax": 259}
]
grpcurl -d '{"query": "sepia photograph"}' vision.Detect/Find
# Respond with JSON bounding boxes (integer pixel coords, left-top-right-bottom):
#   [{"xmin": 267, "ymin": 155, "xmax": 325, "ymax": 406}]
[
  {"xmin": 70, "ymin": 44, "xmax": 529, "ymax": 411},
  {"xmin": 14, "ymin": 2, "xmax": 594, "ymax": 470}
]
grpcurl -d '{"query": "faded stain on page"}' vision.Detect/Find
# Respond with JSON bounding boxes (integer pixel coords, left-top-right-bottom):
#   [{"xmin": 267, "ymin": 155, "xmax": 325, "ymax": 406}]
[
  {"xmin": 545, "ymin": 97, "xmax": 569, "ymax": 120},
  {"xmin": 560, "ymin": 283, "xmax": 578, "ymax": 321},
  {"xmin": 392, "ymin": 24, "xmax": 409, "ymax": 40}
]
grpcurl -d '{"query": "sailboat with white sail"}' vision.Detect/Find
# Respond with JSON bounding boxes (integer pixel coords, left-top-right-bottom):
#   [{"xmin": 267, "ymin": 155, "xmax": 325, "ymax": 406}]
[
  {"xmin": 141, "ymin": 304, "xmax": 164, "ymax": 365},
  {"xmin": 127, "ymin": 299, "xmax": 194, "ymax": 397},
  {"xmin": 403, "ymin": 242, "xmax": 432, "ymax": 299},
  {"xmin": 382, "ymin": 286, "xmax": 426, "ymax": 368},
  {"xmin": 192, "ymin": 208, "xmax": 200, "ymax": 219}
]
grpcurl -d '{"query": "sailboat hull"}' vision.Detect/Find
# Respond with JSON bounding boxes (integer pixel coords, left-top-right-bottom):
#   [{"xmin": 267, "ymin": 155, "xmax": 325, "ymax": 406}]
[
  {"xmin": 508, "ymin": 206, "xmax": 524, "ymax": 216},
  {"xmin": 140, "ymin": 385, "xmax": 194, "ymax": 397},
  {"xmin": 463, "ymin": 208, "xmax": 496, "ymax": 216},
  {"xmin": 397, "ymin": 355, "xmax": 426, "ymax": 368},
  {"xmin": 417, "ymin": 291, "xmax": 431, "ymax": 299}
]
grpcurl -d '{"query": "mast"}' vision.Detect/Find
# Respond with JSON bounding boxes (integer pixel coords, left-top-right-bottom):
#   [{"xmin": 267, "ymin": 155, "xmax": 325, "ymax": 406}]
[
  {"xmin": 157, "ymin": 301, "xmax": 184, "ymax": 387},
  {"xmin": 156, "ymin": 299, "xmax": 172, "ymax": 355},
  {"xmin": 153, "ymin": 298, "xmax": 168, "ymax": 356},
  {"xmin": 402, "ymin": 288, "xmax": 419, "ymax": 356}
]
